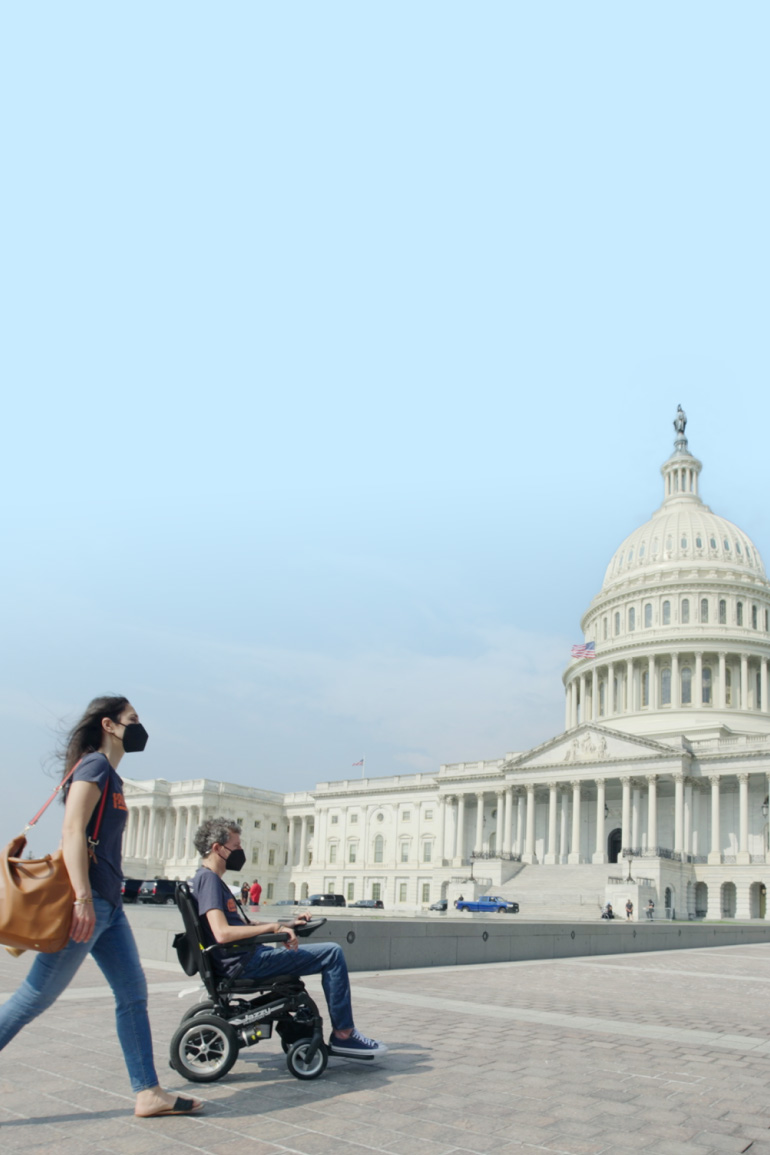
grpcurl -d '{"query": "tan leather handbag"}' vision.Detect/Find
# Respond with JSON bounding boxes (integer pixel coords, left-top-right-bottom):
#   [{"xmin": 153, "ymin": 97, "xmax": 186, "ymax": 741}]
[{"xmin": 0, "ymin": 761, "xmax": 106, "ymax": 954}]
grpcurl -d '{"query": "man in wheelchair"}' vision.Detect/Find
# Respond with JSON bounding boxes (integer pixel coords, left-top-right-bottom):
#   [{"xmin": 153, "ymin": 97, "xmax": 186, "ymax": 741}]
[{"xmin": 192, "ymin": 817, "xmax": 387, "ymax": 1060}]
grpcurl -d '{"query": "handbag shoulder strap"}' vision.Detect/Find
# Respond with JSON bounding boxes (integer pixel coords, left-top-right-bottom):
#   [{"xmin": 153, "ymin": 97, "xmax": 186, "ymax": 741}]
[{"xmin": 24, "ymin": 757, "xmax": 84, "ymax": 832}]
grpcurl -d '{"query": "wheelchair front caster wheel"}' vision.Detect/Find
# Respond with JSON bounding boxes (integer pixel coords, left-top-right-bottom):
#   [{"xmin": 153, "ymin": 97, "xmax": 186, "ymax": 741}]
[
  {"xmin": 169, "ymin": 1014, "xmax": 239, "ymax": 1083},
  {"xmin": 286, "ymin": 1039, "xmax": 328, "ymax": 1080}
]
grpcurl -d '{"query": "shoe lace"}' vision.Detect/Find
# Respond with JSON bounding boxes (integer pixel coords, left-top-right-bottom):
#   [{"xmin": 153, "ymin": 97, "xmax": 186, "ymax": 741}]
[{"xmin": 351, "ymin": 1029, "xmax": 378, "ymax": 1047}]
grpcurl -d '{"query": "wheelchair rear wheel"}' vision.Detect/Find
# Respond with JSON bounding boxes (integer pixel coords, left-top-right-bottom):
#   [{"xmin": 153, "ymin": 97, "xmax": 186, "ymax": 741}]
[
  {"xmin": 170, "ymin": 1014, "xmax": 239, "ymax": 1082},
  {"xmin": 180, "ymin": 1000, "xmax": 216, "ymax": 1023},
  {"xmin": 286, "ymin": 1039, "xmax": 328, "ymax": 1080}
]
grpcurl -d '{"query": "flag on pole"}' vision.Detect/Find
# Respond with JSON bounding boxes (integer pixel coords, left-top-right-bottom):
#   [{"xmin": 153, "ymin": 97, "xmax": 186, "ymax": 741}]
[
  {"xmin": 571, "ymin": 641, "xmax": 596, "ymax": 659},
  {"xmin": 352, "ymin": 759, "xmax": 364, "ymax": 766}
]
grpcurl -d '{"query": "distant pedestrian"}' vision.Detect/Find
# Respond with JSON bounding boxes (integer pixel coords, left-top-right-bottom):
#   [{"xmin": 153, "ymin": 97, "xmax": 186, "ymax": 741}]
[
  {"xmin": 240, "ymin": 882, "xmax": 250, "ymax": 907},
  {"xmin": 646, "ymin": 899, "xmax": 655, "ymax": 921},
  {"xmin": 625, "ymin": 899, "xmax": 634, "ymax": 921},
  {"xmin": 455, "ymin": 894, "xmax": 464, "ymax": 909},
  {"xmin": 601, "ymin": 902, "xmax": 614, "ymax": 920},
  {"xmin": 249, "ymin": 878, "xmax": 262, "ymax": 907}
]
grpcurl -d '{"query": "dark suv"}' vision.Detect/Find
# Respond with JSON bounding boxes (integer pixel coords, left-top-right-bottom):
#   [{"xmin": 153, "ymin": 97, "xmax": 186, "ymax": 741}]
[
  {"xmin": 121, "ymin": 878, "xmax": 143, "ymax": 904},
  {"xmin": 137, "ymin": 879, "xmax": 177, "ymax": 905},
  {"xmin": 308, "ymin": 893, "xmax": 346, "ymax": 907}
]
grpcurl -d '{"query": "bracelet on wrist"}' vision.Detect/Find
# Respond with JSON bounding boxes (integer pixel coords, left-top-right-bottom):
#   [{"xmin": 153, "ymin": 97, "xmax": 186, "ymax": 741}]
[{"xmin": 74, "ymin": 897, "xmax": 93, "ymax": 906}]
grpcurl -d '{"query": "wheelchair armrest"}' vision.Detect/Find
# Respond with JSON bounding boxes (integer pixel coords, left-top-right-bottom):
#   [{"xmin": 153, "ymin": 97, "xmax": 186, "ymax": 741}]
[
  {"xmin": 292, "ymin": 917, "xmax": 327, "ymax": 938},
  {"xmin": 204, "ymin": 931, "xmax": 290, "ymax": 955}
]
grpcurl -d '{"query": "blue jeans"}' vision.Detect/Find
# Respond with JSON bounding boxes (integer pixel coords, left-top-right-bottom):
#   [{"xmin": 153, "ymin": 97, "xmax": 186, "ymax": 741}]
[
  {"xmin": 0, "ymin": 893, "xmax": 158, "ymax": 1093},
  {"xmin": 240, "ymin": 941, "xmax": 354, "ymax": 1032}
]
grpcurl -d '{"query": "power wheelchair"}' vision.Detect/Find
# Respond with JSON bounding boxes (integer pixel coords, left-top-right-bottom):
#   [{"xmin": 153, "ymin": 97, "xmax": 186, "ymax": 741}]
[{"xmin": 169, "ymin": 882, "xmax": 329, "ymax": 1083}]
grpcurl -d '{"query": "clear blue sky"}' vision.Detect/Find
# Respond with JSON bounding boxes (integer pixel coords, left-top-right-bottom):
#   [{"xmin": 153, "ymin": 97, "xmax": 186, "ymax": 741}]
[{"xmin": 2, "ymin": 4, "xmax": 769, "ymax": 851}]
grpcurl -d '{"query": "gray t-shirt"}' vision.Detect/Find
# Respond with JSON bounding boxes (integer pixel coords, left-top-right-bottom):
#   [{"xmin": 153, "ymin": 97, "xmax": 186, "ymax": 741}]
[{"xmin": 71, "ymin": 752, "xmax": 127, "ymax": 907}]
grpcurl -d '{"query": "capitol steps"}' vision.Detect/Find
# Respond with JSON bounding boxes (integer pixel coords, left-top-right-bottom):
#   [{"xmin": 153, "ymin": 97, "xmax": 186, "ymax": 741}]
[{"xmin": 491, "ymin": 863, "xmax": 618, "ymax": 920}]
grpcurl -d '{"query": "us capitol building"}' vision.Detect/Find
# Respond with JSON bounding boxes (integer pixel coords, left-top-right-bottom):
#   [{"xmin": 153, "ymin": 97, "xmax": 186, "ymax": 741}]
[{"xmin": 122, "ymin": 410, "xmax": 770, "ymax": 919}]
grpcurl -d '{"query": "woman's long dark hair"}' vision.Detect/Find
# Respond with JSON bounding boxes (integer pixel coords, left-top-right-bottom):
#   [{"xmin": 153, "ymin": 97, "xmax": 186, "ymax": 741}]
[{"xmin": 60, "ymin": 695, "xmax": 129, "ymax": 780}]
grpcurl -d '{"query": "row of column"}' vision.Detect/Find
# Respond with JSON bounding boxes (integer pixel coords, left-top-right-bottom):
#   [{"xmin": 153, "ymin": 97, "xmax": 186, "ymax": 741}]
[
  {"xmin": 565, "ymin": 652, "xmax": 770, "ymax": 728},
  {"xmin": 124, "ymin": 804, "xmax": 203, "ymax": 863}
]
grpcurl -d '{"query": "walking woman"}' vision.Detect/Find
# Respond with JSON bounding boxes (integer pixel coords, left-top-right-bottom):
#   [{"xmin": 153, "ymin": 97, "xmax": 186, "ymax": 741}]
[{"xmin": 0, "ymin": 695, "xmax": 202, "ymax": 1118}]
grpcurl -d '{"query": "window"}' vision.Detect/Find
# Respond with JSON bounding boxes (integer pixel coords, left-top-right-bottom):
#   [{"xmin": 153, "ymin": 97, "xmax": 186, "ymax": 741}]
[
  {"xmin": 719, "ymin": 599, "xmax": 727, "ymax": 624},
  {"xmin": 268, "ymin": 849, "xmax": 275, "ymax": 866},
  {"xmin": 681, "ymin": 599, "xmax": 690, "ymax": 625},
  {"xmin": 766, "ymin": 610, "xmax": 769, "ymax": 632},
  {"xmin": 329, "ymin": 844, "xmax": 337, "ymax": 864},
  {"xmin": 700, "ymin": 598, "xmax": 708, "ymax": 623},
  {"xmin": 324, "ymin": 878, "xmax": 335, "ymax": 892},
  {"xmin": 642, "ymin": 670, "xmax": 649, "ymax": 707},
  {"xmin": 681, "ymin": 667, "xmax": 692, "ymax": 705},
  {"xmin": 402, "ymin": 810, "xmax": 411, "ymax": 821},
  {"xmin": 421, "ymin": 883, "xmax": 430, "ymax": 903},
  {"xmin": 736, "ymin": 541, "xmax": 742, "ymax": 555},
  {"xmin": 347, "ymin": 881, "xmax": 355, "ymax": 900},
  {"xmin": 271, "ymin": 822, "xmax": 277, "ymax": 831},
  {"xmin": 628, "ymin": 607, "xmax": 636, "ymax": 631},
  {"xmin": 663, "ymin": 601, "xmax": 671, "ymax": 626},
  {"xmin": 374, "ymin": 835, "xmax": 384, "ymax": 864},
  {"xmin": 424, "ymin": 810, "xmax": 433, "ymax": 820},
  {"xmin": 737, "ymin": 602, "xmax": 744, "ymax": 626},
  {"xmin": 757, "ymin": 672, "xmax": 762, "ymax": 709},
  {"xmin": 702, "ymin": 667, "xmax": 712, "ymax": 705},
  {"xmin": 423, "ymin": 842, "xmax": 432, "ymax": 863},
  {"xmin": 348, "ymin": 842, "xmax": 357, "ymax": 863},
  {"xmin": 398, "ymin": 882, "xmax": 407, "ymax": 902},
  {"xmin": 254, "ymin": 821, "xmax": 261, "ymax": 829},
  {"xmin": 400, "ymin": 842, "xmax": 409, "ymax": 862},
  {"xmin": 284, "ymin": 851, "xmax": 288, "ymax": 865},
  {"xmin": 710, "ymin": 536, "xmax": 717, "ymax": 549},
  {"xmin": 350, "ymin": 813, "xmax": 358, "ymax": 824},
  {"xmin": 724, "ymin": 538, "xmax": 731, "ymax": 552},
  {"xmin": 726, "ymin": 667, "xmax": 733, "ymax": 706},
  {"xmin": 236, "ymin": 817, "xmax": 243, "ymax": 827},
  {"xmin": 267, "ymin": 883, "xmax": 274, "ymax": 900},
  {"xmin": 614, "ymin": 612, "xmax": 620, "ymax": 636},
  {"xmin": 661, "ymin": 668, "xmax": 671, "ymax": 706},
  {"xmin": 613, "ymin": 677, "xmax": 619, "ymax": 713},
  {"xmin": 644, "ymin": 603, "xmax": 652, "ymax": 628},
  {"xmin": 599, "ymin": 681, "xmax": 606, "ymax": 716},
  {"xmin": 696, "ymin": 536, "xmax": 702, "ymax": 548},
  {"xmin": 681, "ymin": 536, "xmax": 688, "ymax": 549},
  {"xmin": 252, "ymin": 847, "xmax": 259, "ymax": 864},
  {"xmin": 376, "ymin": 813, "xmax": 384, "ymax": 823},
  {"xmin": 752, "ymin": 605, "xmax": 758, "ymax": 629},
  {"xmin": 603, "ymin": 617, "xmax": 608, "ymax": 640},
  {"xmin": 372, "ymin": 883, "xmax": 382, "ymax": 901},
  {"xmin": 330, "ymin": 815, "xmax": 338, "ymax": 825}
]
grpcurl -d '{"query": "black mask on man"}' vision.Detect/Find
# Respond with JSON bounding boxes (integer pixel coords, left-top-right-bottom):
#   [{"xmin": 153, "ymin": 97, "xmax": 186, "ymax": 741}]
[
  {"xmin": 121, "ymin": 722, "xmax": 149, "ymax": 753},
  {"xmin": 225, "ymin": 848, "xmax": 246, "ymax": 872}
]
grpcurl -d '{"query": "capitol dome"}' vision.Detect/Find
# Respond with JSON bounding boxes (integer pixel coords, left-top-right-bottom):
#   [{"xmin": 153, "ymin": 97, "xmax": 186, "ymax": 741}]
[{"xmin": 564, "ymin": 409, "xmax": 770, "ymax": 741}]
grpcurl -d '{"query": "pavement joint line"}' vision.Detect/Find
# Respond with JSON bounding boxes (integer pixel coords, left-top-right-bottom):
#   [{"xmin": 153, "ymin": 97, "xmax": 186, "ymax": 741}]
[
  {"xmin": 569, "ymin": 961, "xmax": 770, "ymax": 983},
  {"xmin": 351, "ymin": 985, "xmax": 770, "ymax": 1055}
]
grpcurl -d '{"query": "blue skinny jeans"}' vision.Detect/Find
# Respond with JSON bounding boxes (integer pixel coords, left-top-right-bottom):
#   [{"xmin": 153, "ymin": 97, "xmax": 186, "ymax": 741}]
[
  {"xmin": 239, "ymin": 940, "xmax": 354, "ymax": 1032},
  {"xmin": 0, "ymin": 893, "xmax": 158, "ymax": 1093}
]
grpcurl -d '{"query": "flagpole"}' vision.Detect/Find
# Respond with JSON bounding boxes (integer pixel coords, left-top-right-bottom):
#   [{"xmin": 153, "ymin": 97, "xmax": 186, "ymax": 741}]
[{"xmin": 361, "ymin": 755, "xmax": 365, "ymax": 780}]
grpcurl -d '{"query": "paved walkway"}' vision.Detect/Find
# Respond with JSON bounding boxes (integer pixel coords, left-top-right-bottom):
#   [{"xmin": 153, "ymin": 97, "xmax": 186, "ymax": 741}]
[{"xmin": 2, "ymin": 938, "xmax": 770, "ymax": 1155}]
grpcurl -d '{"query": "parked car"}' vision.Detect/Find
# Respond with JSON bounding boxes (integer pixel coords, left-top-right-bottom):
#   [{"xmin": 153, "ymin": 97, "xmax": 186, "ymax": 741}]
[
  {"xmin": 308, "ymin": 893, "xmax": 346, "ymax": 907},
  {"xmin": 137, "ymin": 879, "xmax": 178, "ymax": 905},
  {"xmin": 121, "ymin": 878, "xmax": 143, "ymax": 904},
  {"xmin": 429, "ymin": 899, "xmax": 448, "ymax": 911},
  {"xmin": 272, "ymin": 899, "xmax": 297, "ymax": 906},
  {"xmin": 455, "ymin": 895, "xmax": 519, "ymax": 913},
  {"xmin": 349, "ymin": 898, "xmax": 384, "ymax": 909}
]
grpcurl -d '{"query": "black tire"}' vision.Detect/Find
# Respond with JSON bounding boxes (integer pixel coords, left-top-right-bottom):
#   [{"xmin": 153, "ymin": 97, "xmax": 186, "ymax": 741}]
[
  {"xmin": 180, "ymin": 1000, "xmax": 216, "ymax": 1023},
  {"xmin": 286, "ymin": 1039, "xmax": 328, "ymax": 1080},
  {"xmin": 169, "ymin": 1014, "xmax": 239, "ymax": 1083},
  {"xmin": 166, "ymin": 896, "xmax": 176, "ymax": 905}
]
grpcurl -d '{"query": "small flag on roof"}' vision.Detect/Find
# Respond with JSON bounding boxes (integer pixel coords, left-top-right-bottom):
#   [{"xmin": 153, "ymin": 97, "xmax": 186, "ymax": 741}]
[
  {"xmin": 352, "ymin": 758, "xmax": 364, "ymax": 767},
  {"xmin": 571, "ymin": 641, "xmax": 596, "ymax": 659}
]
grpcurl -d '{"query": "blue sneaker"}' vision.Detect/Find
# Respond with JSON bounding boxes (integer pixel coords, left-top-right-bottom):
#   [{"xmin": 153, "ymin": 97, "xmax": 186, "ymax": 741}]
[{"xmin": 329, "ymin": 1029, "xmax": 388, "ymax": 1059}]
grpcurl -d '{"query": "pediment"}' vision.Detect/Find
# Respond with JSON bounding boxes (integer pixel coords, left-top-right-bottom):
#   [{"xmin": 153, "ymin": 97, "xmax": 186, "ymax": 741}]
[{"xmin": 506, "ymin": 725, "xmax": 678, "ymax": 771}]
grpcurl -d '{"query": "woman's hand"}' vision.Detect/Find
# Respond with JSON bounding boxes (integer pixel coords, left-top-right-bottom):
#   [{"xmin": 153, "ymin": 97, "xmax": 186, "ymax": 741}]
[{"xmin": 70, "ymin": 899, "xmax": 96, "ymax": 944}]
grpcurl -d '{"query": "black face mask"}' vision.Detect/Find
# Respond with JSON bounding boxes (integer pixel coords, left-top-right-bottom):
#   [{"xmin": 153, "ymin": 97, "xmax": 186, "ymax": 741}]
[
  {"xmin": 225, "ymin": 847, "xmax": 246, "ymax": 872},
  {"xmin": 121, "ymin": 722, "xmax": 149, "ymax": 753}
]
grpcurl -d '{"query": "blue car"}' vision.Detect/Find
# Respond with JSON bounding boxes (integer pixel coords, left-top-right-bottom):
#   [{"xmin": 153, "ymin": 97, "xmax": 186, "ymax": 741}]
[{"xmin": 456, "ymin": 896, "xmax": 519, "ymax": 913}]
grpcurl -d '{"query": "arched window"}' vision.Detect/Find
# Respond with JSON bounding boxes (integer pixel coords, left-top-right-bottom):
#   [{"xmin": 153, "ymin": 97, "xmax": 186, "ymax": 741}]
[
  {"xmin": 681, "ymin": 536, "xmax": 688, "ymax": 549},
  {"xmin": 700, "ymin": 598, "xmax": 708, "ymax": 623},
  {"xmin": 663, "ymin": 600, "xmax": 671, "ymax": 626},
  {"xmin": 641, "ymin": 670, "xmax": 649, "ymax": 707},
  {"xmin": 725, "ymin": 667, "xmax": 732, "ymax": 706},
  {"xmin": 644, "ymin": 603, "xmax": 652, "ymax": 628},
  {"xmin": 695, "ymin": 535, "xmax": 703, "ymax": 548},
  {"xmin": 603, "ymin": 616, "xmax": 608, "ymax": 640},
  {"xmin": 628, "ymin": 607, "xmax": 635, "ymax": 631},
  {"xmin": 737, "ymin": 601, "xmax": 744, "ymax": 626},
  {"xmin": 752, "ymin": 605, "xmax": 758, "ymax": 629},
  {"xmin": 681, "ymin": 599, "xmax": 690, "ymax": 625},
  {"xmin": 422, "ymin": 841, "xmax": 432, "ymax": 863},
  {"xmin": 374, "ymin": 835, "xmax": 384, "ymax": 864},
  {"xmin": 757, "ymin": 671, "xmax": 762, "ymax": 710},
  {"xmin": 661, "ymin": 668, "xmax": 671, "ymax": 705},
  {"xmin": 349, "ymin": 842, "xmax": 358, "ymax": 863},
  {"xmin": 702, "ymin": 667, "xmax": 712, "ymax": 705},
  {"xmin": 710, "ymin": 536, "xmax": 717, "ymax": 550},
  {"xmin": 399, "ymin": 841, "xmax": 408, "ymax": 863},
  {"xmin": 614, "ymin": 612, "xmax": 620, "ymax": 636},
  {"xmin": 328, "ymin": 843, "xmax": 338, "ymax": 864},
  {"xmin": 724, "ymin": 538, "xmax": 731, "ymax": 552},
  {"xmin": 681, "ymin": 666, "xmax": 692, "ymax": 705},
  {"xmin": 719, "ymin": 599, "xmax": 726, "ymax": 624}
]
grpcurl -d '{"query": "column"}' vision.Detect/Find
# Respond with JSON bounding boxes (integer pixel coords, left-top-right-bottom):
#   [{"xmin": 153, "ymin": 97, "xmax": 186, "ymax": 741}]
[
  {"xmin": 474, "ymin": 793, "xmax": 485, "ymax": 854},
  {"xmin": 559, "ymin": 787, "xmax": 568, "ymax": 863},
  {"xmin": 606, "ymin": 662, "xmax": 614, "ymax": 716},
  {"xmin": 579, "ymin": 674, "xmax": 586, "ymax": 724},
  {"xmin": 523, "ymin": 785, "xmax": 536, "ymax": 863},
  {"xmin": 572, "ymin": 681, "xmax": 579, "ymax": 727},
  {"xmin": 125, "ymin": 806, "xmax": 138, "ymax": 858},
  {"xmin": 592, "ymin": 665, "xmax": 598, "ymax": 721},
  {"xmin": 762, "ymin": 658, "xmax": 768, "ymax": 714},
  {"xmin": 766, "ymin": 774, "xmax": 770, "ymax": 866},
  {"xmin": 684, "ymin": 780, "xmax": 693, "ymax": 857},
  {"xmin": 165, "ymin": 810, "xmax": 176, "ymax": 860},
  {"xmin": 719, "ymin": 652, "xmax": 727, "ymax": 709},
  {"xmin": 593, "ymin": 778, "xmax": 606, "ymax": 863},
  {"xmin": 741, "ymin": 655, "xmax": 749, "ymax": 710},
  {"xmin": 737, "ymin": 773, "xmax": 750, "ymax": 863},
  {"xmin": 647, "ymin": 775, "xmax": 658, "ymax": 852},
  {"xmin": 672, "ymin": 653, "xmax": 680, "ymax": 708},
  {"xmin": 456, "ymin": 794, "xmax": 466, "ymax": 861},
  {"xmin": 299, "ymin": 815, "xmax": 308, "ymax": 867},
  {"xmin": 673, "ymin": 774, "xmax": 684, "ymax": 856},
  {"xmin": 631, "ymin": 784, "xmax": 640, "ymax": 851},
  {"xmin": 708, "ymin": 776, "xmax": 722, "ymax": 863},
  {"xmin": 649, "ymin": 655, "xmax": 658, "ymax": 710},
  {"xmin": 147, "ymin": 808, "xmax": 159, "ymax": 863},
  {"xmin": 568, "ymin": 780, "xmax": 582, "ymax": 864},
  {"xmin": 503, "ymin": 788, "xmax": 513, "ymax": 855},
  {"xmin": 436, "ymin": 797, "xmax": 446, "ymax": 864},
  {"xmin": 564, "ymin": 682, "xmax": 571, "ymax": 730},
  {"xmin": 495, "ymin": 792, "xmax": 504, "ymax": 855},
  {"xmin": 695, "ymin": 652, "xmax": 703, "ymax": 708},
  {"xmin": 545, "ymin": 783, "xmax": 558, "ymax": 864},
  {"xmin": 514, "ymin": 790, "xmax": 524, "ymax": 856},
  {"xmin": 626, "ymin": 658, "xmax": 634, "ymax": 712},
  {"xmin": 621, "ymin": 777, "xmax": 631, "ymax": 853}
]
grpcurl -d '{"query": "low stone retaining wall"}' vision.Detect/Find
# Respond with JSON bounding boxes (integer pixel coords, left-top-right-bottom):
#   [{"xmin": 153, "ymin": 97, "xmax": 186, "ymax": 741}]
[{"xmin": 125, "ymin": 907, "xmax": 770, "ymax": 972}]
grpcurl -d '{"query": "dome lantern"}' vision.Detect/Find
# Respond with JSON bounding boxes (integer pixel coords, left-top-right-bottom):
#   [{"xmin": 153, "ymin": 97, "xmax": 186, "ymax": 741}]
[{"xmin": 660, "ymin": 405, "xmax": 703, "ymax": 505}]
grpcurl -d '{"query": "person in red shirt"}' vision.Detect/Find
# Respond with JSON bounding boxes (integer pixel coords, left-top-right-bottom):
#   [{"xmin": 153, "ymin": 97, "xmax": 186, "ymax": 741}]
[{"xmin": 249, "ymin": 879, "xmax": 262, "ymax": 907}]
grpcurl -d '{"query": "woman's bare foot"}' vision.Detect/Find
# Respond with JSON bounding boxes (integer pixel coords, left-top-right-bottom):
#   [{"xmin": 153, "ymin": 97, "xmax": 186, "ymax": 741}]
[{"xmin": 135, "ymin": 1085, "xmax": 203, "ymax": 1117}]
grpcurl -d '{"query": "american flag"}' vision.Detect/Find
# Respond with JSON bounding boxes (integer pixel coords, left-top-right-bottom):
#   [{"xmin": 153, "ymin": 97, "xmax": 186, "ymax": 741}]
[
  {"xmin": 352, "ymin": 758, "xmax": 364, "ymax": 766},
  {"xmin": 571, "ymin": 641, "xmax": 596, "ymax": 659}
]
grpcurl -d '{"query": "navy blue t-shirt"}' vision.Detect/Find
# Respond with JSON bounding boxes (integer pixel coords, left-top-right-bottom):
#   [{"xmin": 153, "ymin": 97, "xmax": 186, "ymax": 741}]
[
  {"xmin": 192, "ymin": 866, "xmax": 264, "ymax": 977},
  {"xmin": 71, "ymin": 752, "xmax": 127, "ymax": 907}
]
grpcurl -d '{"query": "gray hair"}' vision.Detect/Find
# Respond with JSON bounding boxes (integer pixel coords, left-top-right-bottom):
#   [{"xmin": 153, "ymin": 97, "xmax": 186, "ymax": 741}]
[{"xmin": 194, "ymin": 816, "xmax": 241, "ymax": 858}]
